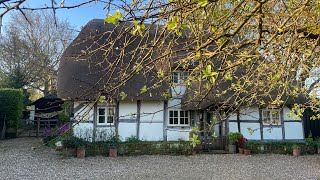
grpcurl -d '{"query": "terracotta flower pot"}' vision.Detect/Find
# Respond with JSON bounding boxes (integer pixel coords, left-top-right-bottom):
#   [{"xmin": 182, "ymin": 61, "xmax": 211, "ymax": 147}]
[
  {"xmin": 109, "ymin": 148, "xmax": 117, "ymax": 157},
  {"xmin": 77, "ymin": 148, "xmax": 86, "ymax": 159},
  {"xmin": 238, "ymin": 148, "xmax": 244, "ymax": 154},
  {"xmin": 244, "ymin": 149, "xmax": 251, "ymax": 155},
  {"xmin": 293, "ymin": 148, "xmax": 301, "ymax": 157},
  {"xmin": 63, "ymin": 148, "xmax": 76, "ymax": 157}
]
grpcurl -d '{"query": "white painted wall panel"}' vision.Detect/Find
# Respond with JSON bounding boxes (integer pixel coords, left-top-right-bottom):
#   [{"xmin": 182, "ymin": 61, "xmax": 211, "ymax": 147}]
[
  {"xmin": 168, "ymin": 98, "xmax": 182, "ymax": 109},
  {"xmin": 239, "ymin": 106, "xmax": 260, "ymax": 121},
  {"xmin": 228, "ymin": 122, "xmax": 239, "ymax": 133},
  {"xmin": 263, "ymin": 127, "xmax": 282, "ymax": 140},
  {"xmin": 240, "ymin": 123, "xmax": 261, "ymax": 140},
  {"xmin": 228, "ymin": 122, "xmax": 261, "ymax": 140},
  {"xmin": 166, "ymin": 128, "xmax": 190, "ymax": 141},
  {"xmin": 284, "ymin": 122, "xmax": 304, "ymax": 139},
  {"xmin": 73, "ymin": 123, "xmax": 93, "ymax": 141},
  {"xmin": 95, "ymin": 127, "xmax": 116, "ymax": 141},
  {"xmin": 119, "ymin": 100, "xmax": 137, "ymax": 119},
  {"xmin": 283, "ymin": 106, "xmax": 301, "ymax": 121},
  {"xmin": 139, "ymin": 123, "xmax": 163, "ymax": 141},
  {"xmin": 118, "ymin": 123, "xmax": 137, "ymax": 141},
  {"xmin": 171, "ymin": 86, "xmax": 187, "ymax": 98},
  {"xmin": 73, "ymin": 102, "xmax": 94, "ymax": 122},
  {"xmin": 140, "ymin": 101, "xmax": 164, "ymax": 123}
]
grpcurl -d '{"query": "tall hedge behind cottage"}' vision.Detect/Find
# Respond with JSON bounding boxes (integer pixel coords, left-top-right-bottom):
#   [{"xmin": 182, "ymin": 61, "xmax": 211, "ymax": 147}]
[{"xmin": 0, "ymin": 88, "xmax": 24, "ymax": 137}]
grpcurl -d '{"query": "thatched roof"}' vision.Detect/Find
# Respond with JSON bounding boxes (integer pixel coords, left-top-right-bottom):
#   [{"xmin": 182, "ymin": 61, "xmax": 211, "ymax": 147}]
[
  {"xmin": 57, "ymin": 19, "xmax": 175, "ymax": 101},
  {"xmin": 58, "ymin": 19, "xmax": 307, "ymax": 108}
]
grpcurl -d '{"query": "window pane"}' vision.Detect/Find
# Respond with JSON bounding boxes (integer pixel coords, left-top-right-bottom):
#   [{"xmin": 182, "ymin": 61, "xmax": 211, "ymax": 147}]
[
  {"xmin": 107, "ymin": 116, "xmax": 113, "ymax": 123},
  {"xmin": 98, "ymin": 116, "xmax": 105, "ymax": 123},
  {"xmin": 174, "ymin": 118, "xmax": 178, "ymax": 124},
  {"xmin": 180, "ymin": 118, "xmax": 185, "ymax": 124},
  {"xmin": 172, "ymin": 73, "xmax": 179, "ymax": 83},
  {"xmin": 169, "ymin": 118, "xmax": 173, "ymax": 124},
  {"xmin": 185, "ymin": 118, "xmax": 189, "ymax": 125},
  {"xmin": 180, "ymin": 111, "xmax": 185, "ymax": 118},
  {"xmin": 169, "ymin": 111, "xmax": 173, "ymax": 117},
  {"xmin": 174, "ymin": 111, "xmax": 178, "ymax": 117},
  {"xmin": 98, "ymin": 108, "xmax": 105, "ymax": 115},
  {"xmin": 185, "ymin": 111, "xmax": 188, "ymax": 117}
]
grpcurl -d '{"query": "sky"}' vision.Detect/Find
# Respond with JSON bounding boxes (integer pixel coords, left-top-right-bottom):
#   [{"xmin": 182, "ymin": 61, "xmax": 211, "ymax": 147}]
[{"xmin": 2, "ymin": 0, "xmax": 114, "ymax": 32}]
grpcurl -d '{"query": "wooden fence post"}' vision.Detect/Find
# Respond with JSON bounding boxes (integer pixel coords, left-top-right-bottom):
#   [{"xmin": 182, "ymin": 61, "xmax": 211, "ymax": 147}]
[{"xmin": 36, "ymin": 118, "xmax": 40, "ymax": 137}]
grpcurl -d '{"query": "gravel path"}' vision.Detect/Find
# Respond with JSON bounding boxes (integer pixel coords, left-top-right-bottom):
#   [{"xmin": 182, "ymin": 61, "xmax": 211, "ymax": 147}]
[{"xmin": 0, "ymin": 138, "xmax": 320, "ymax": 180}]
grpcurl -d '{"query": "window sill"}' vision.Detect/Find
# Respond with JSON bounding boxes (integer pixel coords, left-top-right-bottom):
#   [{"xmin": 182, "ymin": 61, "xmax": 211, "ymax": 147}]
[{"xmin": 97, "ymin": 124, "xmax": 115, "ymax": 127}]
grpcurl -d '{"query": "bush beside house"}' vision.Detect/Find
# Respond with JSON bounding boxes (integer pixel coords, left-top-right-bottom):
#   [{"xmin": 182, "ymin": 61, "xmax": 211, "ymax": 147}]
[{"xmin": 0, "ymin": 88, "xmax": 24, "ymax": 139}]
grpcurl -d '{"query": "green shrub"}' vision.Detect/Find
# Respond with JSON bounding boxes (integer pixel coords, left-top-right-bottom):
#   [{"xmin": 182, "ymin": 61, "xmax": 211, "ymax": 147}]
[
  {"xmin": 125, "ymin": 136, "xmax": 143, "ymax": 143},
  {"xmin": 246, "ymin": 140, "xmax": 316, "ymax": 154},
  {"xmin": 0, "ymin": 88, "xmax": 24, "ymax": 137},
  {"xmin": 228, "ymin": 132, "xmax": 243, "ymax": 144},
  {"xmin": 62, "ymin": 136, "xmax": 85, "ymax": 149}
]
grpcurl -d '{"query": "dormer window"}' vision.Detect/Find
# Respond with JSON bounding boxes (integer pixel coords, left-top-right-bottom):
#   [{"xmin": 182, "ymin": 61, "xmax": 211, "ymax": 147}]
[{"xmin": 172, "ymin": 72, "xmax": 189, "ymax": 84}]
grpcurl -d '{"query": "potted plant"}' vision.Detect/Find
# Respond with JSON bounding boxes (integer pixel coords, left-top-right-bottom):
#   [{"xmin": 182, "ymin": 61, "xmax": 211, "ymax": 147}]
[
  {"xmin": 292, "ymin": 144, "xmax": 301, "ymax": 156},
  {"xmin": 109, "ymin": 135, "xmax": 120, "ymax": 157},
  {"xmin": 227, "ymin": 132, "xmax": 243, "ymax": 154},
  {"xmin": 238, "ymin": 137, "xmax": 247, "ymax": 154},
  {"xmin": 76, "ymin": 140, "xmax": 86, "ymax": 159},
  {"xmin": 61, "ymin": 136, "xmax": 78, "ymax": 157},
  {"xmin": 243, "ymin": 143, "xmax": 251, "ymax": 155}
]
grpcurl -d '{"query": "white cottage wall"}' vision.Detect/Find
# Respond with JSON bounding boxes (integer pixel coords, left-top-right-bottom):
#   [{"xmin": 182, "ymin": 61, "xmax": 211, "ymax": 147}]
[
  {"xmin": 227, "ymin": 105, "xmax": 304, "ymax": 140},
  {"xmin": 118, "ymin": 100, "xmax": 137, "ymax": 141},
  {"xmin": 139, "ymin": 101, "xmax": 164, "ymax": 141}
]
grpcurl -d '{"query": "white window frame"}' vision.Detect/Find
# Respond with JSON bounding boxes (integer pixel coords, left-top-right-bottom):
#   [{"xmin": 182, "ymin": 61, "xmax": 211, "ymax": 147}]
[
  {"xmin": 171, "ymin": 71, "xmax": 190, "ymax": 84},
  {"xmin": 262, "ymin": 109, "xmax": 281, "ymax": 126},
  {"xmin": 97, "ymin": 106, "xmax": 115, "ymax": 125},
  {"xmin": 168, "ymin": 109, "xmax": 190, "ymax": 127}
]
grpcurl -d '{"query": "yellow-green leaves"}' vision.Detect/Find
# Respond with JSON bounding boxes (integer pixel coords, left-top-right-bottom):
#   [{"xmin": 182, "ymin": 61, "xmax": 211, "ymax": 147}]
[
  {"xmin": 197, "ymin": 0, "xmax": 208, "ymax": 7},
  {"xmin": 140, "ymin": 85, "xmax": 147, "ymax": 94},
  {"xmin": 132, "ymin": 20, "xmax": 145, "ymax": 36},
  {"xmin": 224, "ymin": 72, "xmax": 233, "ymax": 81},
  {"xmin": 120, "ymin": 91, "xmax": 127, "ymax": 100},
  {"xmin": 166, "ymin": 16, "xmax": 187, "ymax": 36},
  {"xmin": 189, "ymin": 134, "xmax": 201, "ymax": 148},
  {"xmin": 247, "ymin": 128, "xmax": 254, "ymax": 135},
  {"xmin": 157, "ymin": 69, "xmax": 165, "ymax": 78},
  {"xmin": 202, "ymin": 65, "xmax": 218, "ymax": 83},
  {"xmin": 167, "ymin": 16, "xmax": 179, "ymax": 30},
  {"xmin": 105, "ymin": 10, "xmax": 124, "ymax": 24}
]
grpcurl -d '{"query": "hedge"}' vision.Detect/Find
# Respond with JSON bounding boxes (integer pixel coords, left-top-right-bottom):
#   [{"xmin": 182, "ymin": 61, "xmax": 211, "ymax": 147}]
[
  {"xmin": 0, "ymin": 88, "xmax": 24, "ymax": 138},
  {"xmin": 246, "ymin": 140, "xmax": 317, "ymax": 154},
  {"xmin": 61, "ymin": 138, "xmax": 194, "ymax": 157}
]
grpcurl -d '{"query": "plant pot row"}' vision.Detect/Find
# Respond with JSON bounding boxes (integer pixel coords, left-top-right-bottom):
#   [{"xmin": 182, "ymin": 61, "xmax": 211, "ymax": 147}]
[
  {"xmin": 238, "ymin": 148, "xmax": 251, "ymax": 155},
  {"xmin": 62, "ymin": 147, "xmax": 118, "ymax": 158}
]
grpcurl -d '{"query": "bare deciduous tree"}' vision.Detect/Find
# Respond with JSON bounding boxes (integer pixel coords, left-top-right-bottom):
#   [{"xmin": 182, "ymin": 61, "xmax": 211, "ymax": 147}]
[{"xmin": 0, "ymin": 10, "xmax": 75, "ymax": 95}]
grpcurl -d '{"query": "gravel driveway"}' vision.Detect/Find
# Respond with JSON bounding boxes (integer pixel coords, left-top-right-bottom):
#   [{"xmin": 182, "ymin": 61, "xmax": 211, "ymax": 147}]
[{"xmin": 0, "ymin": 138, "xmax": 320, "ymax": 180}]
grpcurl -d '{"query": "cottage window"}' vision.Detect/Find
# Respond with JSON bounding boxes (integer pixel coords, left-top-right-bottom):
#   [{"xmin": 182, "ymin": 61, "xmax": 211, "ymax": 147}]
[
  {"xmin": 97, "ymin": 106, "xmax": 115, "ymax": 125},
  {"xmin": 171, "ymin": 72, "xmax": 189, "ymax": 84},
  {"xmin": 168, "ymin": 110, "xmax": 189, "ymax": 126},
  {"xmin": 262, "ymin": 109, "xmax": 280, "ymax": 125}
]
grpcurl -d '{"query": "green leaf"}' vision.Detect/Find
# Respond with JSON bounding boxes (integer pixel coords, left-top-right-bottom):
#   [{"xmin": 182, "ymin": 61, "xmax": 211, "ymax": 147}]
[
  {"xmin": 198, "ymin": 0, "xmax": 208, "ymax": 7},
  {"xmin": 120, "ymin": 91, "xmax": 127, "ymax": 100},
  {"xmin": 140, "ymin": 85, "xmax": 147, "ymax": 94},
  {"xmin": 195, "ymin": 51, "xmax": 201, "ymax": 58},
  {"xmin": 105, "ymin": 10, "xmax": 124, "ymax": 24},
  {"xmin": 167, "ymin": 21, "xmax": 176, "ymax": 30}
]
